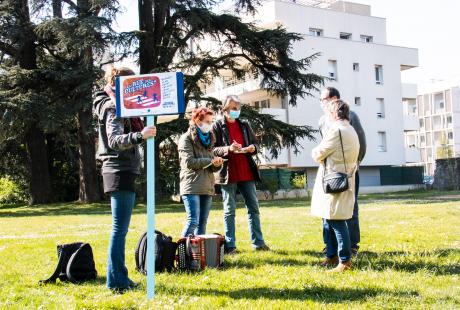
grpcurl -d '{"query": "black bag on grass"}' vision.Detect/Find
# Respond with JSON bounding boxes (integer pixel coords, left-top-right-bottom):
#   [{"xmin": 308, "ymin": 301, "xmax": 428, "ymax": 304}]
[
  {"xmin": 135, "ymin": 230, "xmax": 177, "ymax": 274},
  {"xmin": 39, "ymin": 242, "xmax": 97, "ymax": 284}
]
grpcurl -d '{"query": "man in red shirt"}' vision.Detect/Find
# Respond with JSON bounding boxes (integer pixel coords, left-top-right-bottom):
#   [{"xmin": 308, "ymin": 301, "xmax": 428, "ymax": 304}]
[{"xmin": 213, "ymin": 95, "xmax": 270, "ymax": 254}]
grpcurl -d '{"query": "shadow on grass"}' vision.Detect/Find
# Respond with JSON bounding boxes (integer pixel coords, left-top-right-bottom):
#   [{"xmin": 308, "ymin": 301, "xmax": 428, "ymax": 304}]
[
  {"xmin": 356, "ymin": 249, "xmax": 460, "ymax": 276},
  {"xmin": 3, "ymin": 189, "xmax": 460, "ymax": 218},
  {"xmin": 164, "ymin": 285, "xmax": 419, "ymax": 303},
  {"xmin": 0, "ymin": 201, "xmax": 186, "ymax": 218},
  {"xmin": 223, "ymin": 249, "xmax": 460, "ymax": 276}
]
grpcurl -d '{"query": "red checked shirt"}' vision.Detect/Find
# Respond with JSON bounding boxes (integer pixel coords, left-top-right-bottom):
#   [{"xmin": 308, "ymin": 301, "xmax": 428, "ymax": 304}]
[{"xmin": 226, "ymin": 121, "xmax": 254, "ymax": 183}]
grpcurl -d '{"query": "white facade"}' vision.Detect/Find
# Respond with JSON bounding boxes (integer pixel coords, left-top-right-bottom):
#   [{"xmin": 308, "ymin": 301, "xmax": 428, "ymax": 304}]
[
  {"xmin": 206, "ymin": 0, "xmax": 419, "ymax": 186},
  {"xmin": 416, "ymin": 78, "xmax": 460, "ymax": 175}
]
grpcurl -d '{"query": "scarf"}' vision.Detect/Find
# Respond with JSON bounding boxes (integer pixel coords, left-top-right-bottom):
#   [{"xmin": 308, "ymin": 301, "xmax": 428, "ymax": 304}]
[
  {"xmin": 196, "ymin": 126, "xmax": 211, "ymax": 147},
  {"xmin": 104, "ymin": 83, "xmax": 144, "ymax": 132}
]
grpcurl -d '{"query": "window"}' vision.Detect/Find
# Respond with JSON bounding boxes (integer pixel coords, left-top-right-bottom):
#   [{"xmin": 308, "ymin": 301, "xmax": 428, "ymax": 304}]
[
  {"xmin": 360, "ymin": 35, "xmax": 373, "ymax": 43},
  {"xmin": 353, "ymin": 63, "xmax": 359, "ymax": 72},
  {"xmin": 261, "ymin": 99, "xmax": 270, "ymax": 109},
  {"xmin": 447, "ymin": 115, "xmax": 453, "ymax": 125},
  {"xmin": 254, "ymin": 99, "xmax": 270, "ymax": 109},
  {"xmin": 309, "ymin": 28, "xmax": 323, "ymax": 37},
  {"xmin": 328, "ymin": 60, "xmax": 337, "ymax": 80},
  {"xmin": 377, "ymin": 98, "xmax": 385, "ymax": 118},
  {"xmin": 354, "ymin": 97, "xmax": 361, "ymax": 106},
  {"xmin": 448, "ymin": 131, "xmax": 454, "ymax": 140},
  {"xmin": 420, "ymin": 135, "xmax": 426, "ymax": 146},
  {"xmin": 378, "ymin": 132, "xmax": 387, "ymax": 152},
  {"xmin": 419, "ymin": 118, "xmax": 424, "ymax": 129},
  {"xmin": 375, "ymin": 65, "xmax": 383, "ymax": 84},
  {"xmin": 340, "ymin": 32, "xmax": 352, "ymax": 40}
]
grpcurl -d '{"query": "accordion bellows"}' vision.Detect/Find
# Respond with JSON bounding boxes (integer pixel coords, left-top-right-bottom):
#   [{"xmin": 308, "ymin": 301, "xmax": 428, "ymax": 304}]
[{"xmin": 176, "ymin": 234, "xmax": 225, "ymax": 271}]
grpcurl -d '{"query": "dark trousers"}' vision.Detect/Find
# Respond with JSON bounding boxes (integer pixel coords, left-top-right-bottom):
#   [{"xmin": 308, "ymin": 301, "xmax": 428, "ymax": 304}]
[{"xmin": 323, "ymin": 171, "xmax": 360, "ymax": 248}]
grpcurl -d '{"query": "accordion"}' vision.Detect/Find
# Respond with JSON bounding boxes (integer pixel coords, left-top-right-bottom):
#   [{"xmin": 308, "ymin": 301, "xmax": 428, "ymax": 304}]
[{"xmin": 176, "ymin": 234, "xmax": 225, "ymax": 271}]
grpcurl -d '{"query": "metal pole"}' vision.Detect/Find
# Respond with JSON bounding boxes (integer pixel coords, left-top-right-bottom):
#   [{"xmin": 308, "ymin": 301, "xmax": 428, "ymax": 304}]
[{"xmin": 146, "ymin": 115, "xmax": 156, "ymax": 299}]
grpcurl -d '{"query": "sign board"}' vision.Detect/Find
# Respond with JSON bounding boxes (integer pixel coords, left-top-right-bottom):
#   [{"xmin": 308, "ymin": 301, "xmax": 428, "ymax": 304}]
[
  {"xmin": 114, "ymin": 71, "xmax": 185, "ymax": 300},
  {"xmin": 115, "ymin": 72, "xmax": 185, "ymax": 118}
]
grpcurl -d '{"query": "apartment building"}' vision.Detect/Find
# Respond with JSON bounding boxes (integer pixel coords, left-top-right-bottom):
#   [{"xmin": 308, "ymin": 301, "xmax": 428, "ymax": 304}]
[
  {"xmin": 205, "ymin": 0, "xmax": 420, "ymax": 187},
  {"xmin": 416, "ymin": 78, "xmax": 460, "ymax": 175}
]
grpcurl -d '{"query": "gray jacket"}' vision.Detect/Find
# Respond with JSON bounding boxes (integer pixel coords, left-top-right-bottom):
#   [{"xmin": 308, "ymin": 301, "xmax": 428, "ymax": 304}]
[
  {"xmin": 178, "ymin": 126, "xmax": 220, "ymax": 195},
  {"xmin": 318, "ymin": 110, "xmax": 367, "ymax": 162},
  {"xmin": 93, "ymin": 90, "xmax": 143, "ymax": 174}
]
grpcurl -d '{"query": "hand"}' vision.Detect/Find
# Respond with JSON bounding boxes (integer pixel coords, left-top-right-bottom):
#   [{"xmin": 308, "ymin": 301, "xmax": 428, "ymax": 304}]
[
  {"xmin": 141, "ymin": 125, "xmax": 157, "ymax": 139},
  {"xmin": 229, "ymin": 141, "xmax": 242, "ymax": 152},
  {"xmin": 246, "ymin": 144, "xmax": 256, "ymax": 153},
  {"xmin": 212, "ymin": 157, "xmax": 224, "ymax": 167}
]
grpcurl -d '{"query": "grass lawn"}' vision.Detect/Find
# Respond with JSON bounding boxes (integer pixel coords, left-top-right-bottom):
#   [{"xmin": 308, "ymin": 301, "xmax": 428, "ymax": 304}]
[{"xmin": 0, "ymin": 190, "xmax": 459, "ymax": 309}]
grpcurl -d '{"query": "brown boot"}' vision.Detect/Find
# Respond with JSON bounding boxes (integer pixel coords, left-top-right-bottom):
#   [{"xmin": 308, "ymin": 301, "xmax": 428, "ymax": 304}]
[
  {"xmin": 320, "ymin": 256, "xmax": 339, "ymax": 267},
  {"xmin": 328, "ymin": 260, "xmax": 352, "ymax": 272}
]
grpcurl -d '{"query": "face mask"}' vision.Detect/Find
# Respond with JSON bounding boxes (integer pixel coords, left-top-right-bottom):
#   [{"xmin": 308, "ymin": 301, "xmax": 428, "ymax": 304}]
[
  {"xmin": 229, "ymin": 110, "xmax": 241, "ymax": 119},
  {"xmin": 198, "ymin": 122, "xmax": 212, "ymax": 133}
]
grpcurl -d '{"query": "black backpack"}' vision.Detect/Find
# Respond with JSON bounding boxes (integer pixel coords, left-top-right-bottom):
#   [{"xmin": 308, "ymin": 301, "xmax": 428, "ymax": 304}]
[
  {"xmin": 135, "ymin": 230, "xmax": 177, "ymax": 274},
  {"xmin": 39, "ymin": 243, "xmax": 97, "ymax": 284}
]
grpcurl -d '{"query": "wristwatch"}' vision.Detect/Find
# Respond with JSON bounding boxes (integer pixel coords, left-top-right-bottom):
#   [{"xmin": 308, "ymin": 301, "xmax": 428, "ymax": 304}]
[{"xmin": 135, "ymin": 132, "xmax": 144, "ymax": 143}]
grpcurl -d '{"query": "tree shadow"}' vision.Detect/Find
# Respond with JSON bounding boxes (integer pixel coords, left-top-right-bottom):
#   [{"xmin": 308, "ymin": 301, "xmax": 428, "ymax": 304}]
[
  {"xmin": 355, "ymin": 249, "xmax": 460, "ymax": 276},
  {"xmin": 164, "ymin": 285, "xmax": 419, "ymax": 303},
  {"xmin": 0, "ymin": 201, "xmax": 187, "ymax": 218}
]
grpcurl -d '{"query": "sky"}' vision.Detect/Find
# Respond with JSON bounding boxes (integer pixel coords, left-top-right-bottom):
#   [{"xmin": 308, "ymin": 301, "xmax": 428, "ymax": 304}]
[{"xmin": 114, "ymin": 0, "xmax": 460, "ymax": 86}]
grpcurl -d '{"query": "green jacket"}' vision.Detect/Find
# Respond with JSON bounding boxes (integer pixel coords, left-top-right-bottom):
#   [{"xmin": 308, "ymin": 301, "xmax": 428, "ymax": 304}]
[{"xmin": 178, "ymin": 126, "xmax": 220, "ymax": 196}]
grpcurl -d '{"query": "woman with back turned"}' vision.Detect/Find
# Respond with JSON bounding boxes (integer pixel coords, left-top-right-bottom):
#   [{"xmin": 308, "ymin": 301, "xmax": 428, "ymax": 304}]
[{"xmin": 311, "ymin": 99, "xmax": 359, "ymax": 272}]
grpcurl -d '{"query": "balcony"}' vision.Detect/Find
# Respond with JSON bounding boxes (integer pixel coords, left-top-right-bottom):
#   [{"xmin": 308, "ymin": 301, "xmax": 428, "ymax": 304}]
[
  {"xmin": 403, "ymin": 115, "xmax": 420, "ymax": 131},
  {"xmin": 405, "ymin": 147, "xmax": 421, "ymax": 163},
  {"xmin": 206, "ymin": 77, "xmax": 262, "ymax": 99}
]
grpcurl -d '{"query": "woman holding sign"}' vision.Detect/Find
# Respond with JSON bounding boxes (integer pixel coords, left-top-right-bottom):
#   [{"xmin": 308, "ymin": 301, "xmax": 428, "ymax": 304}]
[
  {"xmin": 93, "ymin": 67, "xmax": 157, "ymax": 293},
  {"xmin": 178, "ymin": 107, "xmax": 224, "ymax": 237}
]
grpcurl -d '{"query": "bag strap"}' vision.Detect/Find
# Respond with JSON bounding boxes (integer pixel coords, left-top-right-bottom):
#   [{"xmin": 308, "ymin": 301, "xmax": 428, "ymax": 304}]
[
  {"xmin": 39, "ymin": 246, "xmax": 66, "ymax": 284},
  {"xmin": 338, "ymin": 130, "xmax": 348, "ymax": 173},
  {"xmin": 322, "ymin": 129, "xmax": 347, "ymax": 177}
]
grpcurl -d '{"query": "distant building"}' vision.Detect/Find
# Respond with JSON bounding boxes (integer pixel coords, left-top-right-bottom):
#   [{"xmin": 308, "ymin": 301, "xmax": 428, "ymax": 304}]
[
  {"xmin": 417, "ymin": 78, "xmax": 460, "ymax": 175},
  {"xmin": 205, "ymin": 0, "xmax": 420, "ymax": 187}
]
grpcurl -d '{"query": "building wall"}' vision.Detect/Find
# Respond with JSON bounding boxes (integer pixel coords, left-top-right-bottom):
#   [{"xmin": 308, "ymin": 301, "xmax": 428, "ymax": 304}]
[{"xmin": 209, "ymin": 1, "xmax": 419, "ymax": 176}]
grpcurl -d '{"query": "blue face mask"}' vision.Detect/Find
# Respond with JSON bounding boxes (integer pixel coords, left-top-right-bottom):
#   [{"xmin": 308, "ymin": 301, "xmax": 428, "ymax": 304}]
[{"xmin": 229, "ymin": 110, "xmax": 241, "ymax": 119}]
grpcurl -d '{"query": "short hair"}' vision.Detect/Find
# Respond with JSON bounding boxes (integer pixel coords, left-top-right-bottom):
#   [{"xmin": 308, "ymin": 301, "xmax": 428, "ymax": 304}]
[
  {"xmin": 190, "ymin": 107, "xmax": 214, "ymax": 125},
  {"xmin": 105, "ymin": 66, "xmax": 135, "ymax": 85},
  {"xmin": 327, "ymin": 99, "xmax": 350, "ymax": 121},
  {"xmin": 325, "ymin": 87, "xmax": 341, "ymax": 99},
  {"xmin": 222, "ymin": 95, "xmax": 242, "ymax": 111}
]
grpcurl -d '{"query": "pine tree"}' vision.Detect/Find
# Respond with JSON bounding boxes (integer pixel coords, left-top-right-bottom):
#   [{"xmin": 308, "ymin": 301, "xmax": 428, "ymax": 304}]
[
  {"xmin": 131, "ymin": 0, "xmax": 323, "ymax": 197},
  {"xmin": 0, "ymin": 0, "xmax": 53, "ymax": 204}
]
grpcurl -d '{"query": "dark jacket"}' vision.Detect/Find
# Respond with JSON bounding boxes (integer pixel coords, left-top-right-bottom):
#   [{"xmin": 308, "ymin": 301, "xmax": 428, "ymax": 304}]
[
  {"xmin": 178, "ymin": 126, "xmax": 220, "ymax": 195},
  {"xmin": 93, "ymin": 90, "xmax": 143, "ymax": 174},
  {"xmin": 318, "ymin": 110, "xmax": 367, "ymax": 162},
  {"xmin": 212, "ymin": 118, "xmax": 261, "ymax": 184}
]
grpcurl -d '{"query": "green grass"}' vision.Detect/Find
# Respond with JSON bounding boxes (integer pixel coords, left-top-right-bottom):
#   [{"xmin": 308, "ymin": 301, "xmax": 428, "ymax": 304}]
[{"xmin": 0, "ymin": 190, "xmax": 459, "ymax": 309}]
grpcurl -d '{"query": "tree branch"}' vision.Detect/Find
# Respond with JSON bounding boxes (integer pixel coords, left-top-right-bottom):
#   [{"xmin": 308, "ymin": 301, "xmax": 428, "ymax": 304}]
[{"xmin": 0, "ymin": 41, "xmax": 18, "ymax": 57}]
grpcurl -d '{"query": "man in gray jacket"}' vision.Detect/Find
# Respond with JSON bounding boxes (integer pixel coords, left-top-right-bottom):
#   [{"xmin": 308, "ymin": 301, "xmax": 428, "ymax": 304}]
[{"xmin": 318, "ymin": 87, "xmax": 366, "ymax": 256}]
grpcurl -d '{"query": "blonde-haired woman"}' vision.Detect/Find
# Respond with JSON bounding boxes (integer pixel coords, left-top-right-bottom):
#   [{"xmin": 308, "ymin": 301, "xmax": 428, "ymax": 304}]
[
  {"xmin": 93, "ymin": 67, "xmax": 157, "ymax": 293},
  {"xmin": 311, "ymin": 99, "xmax": 359, "ymax": 272}
]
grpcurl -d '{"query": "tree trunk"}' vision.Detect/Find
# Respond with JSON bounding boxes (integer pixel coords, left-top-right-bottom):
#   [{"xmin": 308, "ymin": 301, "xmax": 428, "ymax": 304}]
[
  {"xmin": 138, "ymin": 0, "xmax": 155, "ymax": 74},
  {"xmin": 77, "ymin": 108, "xmax": 100, "ymax": 202},
  {"xmin": 74, "ymin": 0, "xmax": 101, "ymax": 203},
  {"xmin": 17, "ymin": 0, "xmax": 52, "ymax": 204},
  {"xmin": 25, "ymin": 124, "xmax": 53, "ymax": 204}
]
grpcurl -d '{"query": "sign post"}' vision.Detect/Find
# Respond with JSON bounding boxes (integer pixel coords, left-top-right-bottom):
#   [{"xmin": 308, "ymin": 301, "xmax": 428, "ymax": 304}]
[
  {"xmin": 146, "ymin": 115, "xmax": 156, "ymax": 299},
  {"xmin": 115, "ymin": 72, "xmax": 184, "ymax": 299}
]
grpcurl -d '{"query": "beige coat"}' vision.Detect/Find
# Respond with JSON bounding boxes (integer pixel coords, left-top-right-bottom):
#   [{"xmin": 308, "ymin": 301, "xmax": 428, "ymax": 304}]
[{"xmin": 311, "ymin": 120, "xmax": 360, "ymax": 220}]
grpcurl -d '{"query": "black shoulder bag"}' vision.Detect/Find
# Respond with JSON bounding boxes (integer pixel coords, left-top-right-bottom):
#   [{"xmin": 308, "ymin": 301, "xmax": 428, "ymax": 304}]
[{"xmin": 322, "ymin": 130, "xmax": 351, "ymax": 194}]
